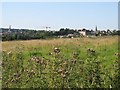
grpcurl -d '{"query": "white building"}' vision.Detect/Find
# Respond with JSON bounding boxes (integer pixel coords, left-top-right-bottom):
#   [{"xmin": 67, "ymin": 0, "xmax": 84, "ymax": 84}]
[
  {"xmin": 78, "ymin": 29, "xmax": 87, "ymax": 36},
  {"xmin": 79, "ymin": 30, "xmax": 86, "ymax": 36}
]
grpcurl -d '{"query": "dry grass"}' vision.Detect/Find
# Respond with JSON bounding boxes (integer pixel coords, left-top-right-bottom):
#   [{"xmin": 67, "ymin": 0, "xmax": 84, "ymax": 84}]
[
  {"xmin": 2, "ymin": 36, "xmax": 118, "ymax": 51},
  {"xmin": 2, "ymin": 36, "xmax": 119, "ymax": 88}
]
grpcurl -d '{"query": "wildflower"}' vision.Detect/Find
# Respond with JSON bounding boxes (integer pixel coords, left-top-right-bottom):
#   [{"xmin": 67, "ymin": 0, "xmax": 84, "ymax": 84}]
[
  {"xmin": 54, "ymin": 47, "xmax": 60, "ymax": 54},
  {"xmin": 65, "ymin": 71, "xmax": 69, "ymax": 74},
  {"xmin": 73, "ymin": 52, "xmax": 79, "ymax": 57},
  {"xmin": 87, "ymin": 48, "xmax": 91, "ymax": 51},
  {"xmin": 11, "ymin": 79, "xmax": 15, "ymax": 83},
  {"xmin": 26, "ymin": 69, "xmax": 29, "ymax": 73},
  {"xmin": 58, "ymin": 68, "xmax": 66, "ymax": 74},
  {"xmin": 58, "ymin": 69, "xmax": 63, "ymax": 73},
  {"xmin": 36, "ymin": 59, "xmax": 40, "ymax": 63},
  {"xmin": 30, "ymin": 56, "xmax": 37, "ymax": 61},
  {"xmin": 48, "ymin": 52, "xmax": 52, "ymax": 55},
  {"xmin": 61, "ymin": 73, "xmax": 66, "ymax": 78},
  {"xmin": 5, "ymin": 81, "xmax": 8, "ymax": 85},
  {"xmin": 71, "ymin": 59, "xmax": 77, "ymax": 64},
  {"xmin": 28, "ymin": 69, "xmax": 35, "ymax": 77},
  {"xmin": 40, "ymin": 60, "xmax": 44, "ymax": 65},
  {"xmin": 31, "ymin": 70, "xmax": 34, "ymax": 73},
  {"xmin": 7, "ymin": 51, "xmax": 12, "ymax": 55},
  {"xmin": 110, "ymin": 85, "xmax": 112, "ymax": 88},
  {"xmin": 87, "ymin": 48, "xmax": 96, "ymax": 55},
  {"xmin": 13, "ymin": 71, "xmax": 20, "ymax": 78},
  {"xmin": 115, "ymin": 53, "xmax": 120, "ymax": 57},
  {"xmin": 60, "ymin": 64, "xmax": 62, "ymax": 66},
  {"xmin": 63, "ymin": 61, "xmax": 67, "ymax": 65}
]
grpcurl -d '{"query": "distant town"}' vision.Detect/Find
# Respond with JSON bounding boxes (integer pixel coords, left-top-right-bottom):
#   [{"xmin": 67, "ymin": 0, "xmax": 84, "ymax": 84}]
[{"xmin": 0, "ymin": 26, "xmax": 119, "ymax": 41}]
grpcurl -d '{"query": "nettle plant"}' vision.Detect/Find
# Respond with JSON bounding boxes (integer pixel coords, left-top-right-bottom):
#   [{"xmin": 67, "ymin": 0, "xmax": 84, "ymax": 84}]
[{"xmin": 2, "ymin": 46, "xmax": 118, "ymax": 88}]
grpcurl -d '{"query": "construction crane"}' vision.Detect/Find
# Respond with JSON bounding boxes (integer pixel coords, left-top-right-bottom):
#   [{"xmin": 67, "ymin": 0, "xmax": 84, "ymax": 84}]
[
  {"xmin": 45, "ymin": 26, "xmax": 51, "ymax": 31},
  {"xmin": 40, "ymin": 26, "xmax": 51, "ymax": 31}
]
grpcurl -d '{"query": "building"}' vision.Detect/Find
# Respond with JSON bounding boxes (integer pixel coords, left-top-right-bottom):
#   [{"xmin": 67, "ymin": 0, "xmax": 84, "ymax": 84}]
[
  {"xmin": 78, "ymin": 29, "xmax": 94, "ymax": 36},
  {"xmin": 78, "ymin": 29, "xmax": 86, "ymax": 36},
  {"xmin": 8, "ymin": 25, "xmax": 11, "ymax": 32},
  {"xmin": 94, "ymin": 26, "xmax": 100, "ymax": 36}
]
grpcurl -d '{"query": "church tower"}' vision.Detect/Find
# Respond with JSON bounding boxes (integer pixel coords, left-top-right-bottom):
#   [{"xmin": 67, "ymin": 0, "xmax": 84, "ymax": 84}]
[
  {"xmin": 8, "ymin": 25, "xmax": 11, "ymax": 32},
  {"xmin": 95, "ymin": 26, "xmax": 99, "ymax": 36},
  {"xmin": 95, "ymin": 26, "xmax": 97, "ymax": 31}
]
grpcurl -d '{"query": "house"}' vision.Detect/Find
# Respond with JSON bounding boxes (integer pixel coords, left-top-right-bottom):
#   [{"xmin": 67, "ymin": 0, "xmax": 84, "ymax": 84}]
[
  {"xmin": 78, "ymin": 29, "xmax": 94, "ymax": 36},
  {"xmin": 78, "ymin": 29, "xmax": 86, "ymax": 36}
]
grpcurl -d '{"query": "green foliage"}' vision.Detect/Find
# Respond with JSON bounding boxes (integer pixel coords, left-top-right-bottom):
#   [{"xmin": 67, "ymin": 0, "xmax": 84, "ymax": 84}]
[
  {"xmin": 2, "ymin": 28, "xmax": 78, "ymax": 41},
  {"xmin": 2, "ymin": 41, "xmax": 119, "ymax": 88}
]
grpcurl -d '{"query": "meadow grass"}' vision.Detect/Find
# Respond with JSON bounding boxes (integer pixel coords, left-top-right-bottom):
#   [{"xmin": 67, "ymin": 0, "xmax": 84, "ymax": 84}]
[{"xmin": 1, "ymin": 36, "xmax": 119, "ymax": 88}]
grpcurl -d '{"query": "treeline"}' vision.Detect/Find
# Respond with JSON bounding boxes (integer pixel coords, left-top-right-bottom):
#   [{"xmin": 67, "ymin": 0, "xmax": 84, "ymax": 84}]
[
  {"xmin": 1, "ymin": 28, "xmax": 120, "ymax": 41},
  {"xmin": 2, "ymin": 30, "xmax": 55, "ymax": 41},
  {"xmin": 1, "ymin": 28, "xmax": 78, "ymax": 41}
]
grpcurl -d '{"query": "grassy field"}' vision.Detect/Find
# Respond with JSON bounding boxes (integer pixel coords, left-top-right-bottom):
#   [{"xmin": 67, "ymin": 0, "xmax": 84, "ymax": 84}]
[{"xmin": 1, "ymin": 36, "xmax": 119, "ymax": 88}]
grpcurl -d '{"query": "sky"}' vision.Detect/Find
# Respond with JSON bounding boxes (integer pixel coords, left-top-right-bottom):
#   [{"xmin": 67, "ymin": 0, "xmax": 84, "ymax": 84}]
[{"xmin": 1, "ymin": 2, "xmax": 118, "ymax": 31}]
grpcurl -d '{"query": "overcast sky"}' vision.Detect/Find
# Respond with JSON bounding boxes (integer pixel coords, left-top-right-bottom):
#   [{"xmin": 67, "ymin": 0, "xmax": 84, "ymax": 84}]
[{"xmin": 1, "ymin": 2, "xmax": 118, "ymax": 30}]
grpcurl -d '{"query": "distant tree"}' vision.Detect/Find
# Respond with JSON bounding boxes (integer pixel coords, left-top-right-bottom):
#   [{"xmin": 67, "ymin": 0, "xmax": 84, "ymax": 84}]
[{"xmin": 107, "ymin": 29, "xmax": 112, "ymax": 35}]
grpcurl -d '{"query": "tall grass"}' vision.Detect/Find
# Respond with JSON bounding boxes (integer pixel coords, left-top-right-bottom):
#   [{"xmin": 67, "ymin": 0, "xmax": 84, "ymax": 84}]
[{"xmin": 2, "ymin": 36, "xmax": 119, "ymax": 88}]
